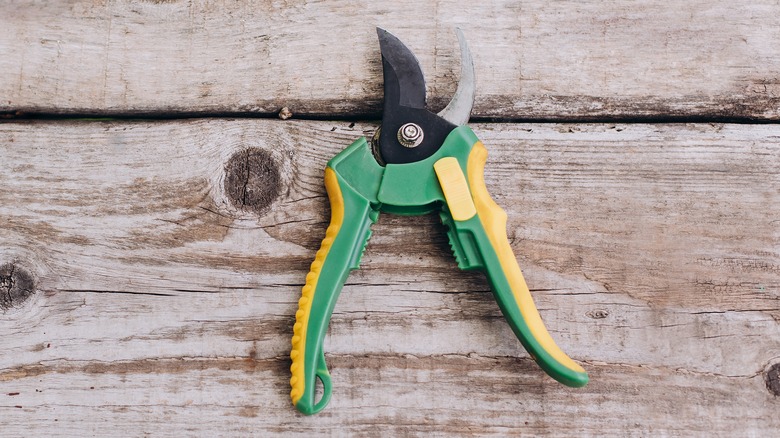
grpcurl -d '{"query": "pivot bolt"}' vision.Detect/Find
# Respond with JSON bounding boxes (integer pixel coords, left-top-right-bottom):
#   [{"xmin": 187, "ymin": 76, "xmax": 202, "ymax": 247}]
[{"xmin": 397, "ymin": 123, "xmax": 424, "ymax": 148}]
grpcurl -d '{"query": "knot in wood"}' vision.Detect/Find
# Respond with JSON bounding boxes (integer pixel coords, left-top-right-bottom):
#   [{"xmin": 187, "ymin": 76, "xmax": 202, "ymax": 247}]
[
  {"xmin": 0, "ymin": 263, "xmax": 35, "ymax": 311},
  {"xmin": 766, "ymin": 362, "xmax": 780, "ymax": 397},
  {"xmin": 224, "ymin": 148, "xmax": 282, "ymax": 216}
]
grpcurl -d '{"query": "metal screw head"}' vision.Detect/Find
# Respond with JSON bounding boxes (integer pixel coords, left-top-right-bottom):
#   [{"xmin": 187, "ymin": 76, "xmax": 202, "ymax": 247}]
[{"xmin": 397, "ymin": 123, "xmax": 424, "ymax": 148}]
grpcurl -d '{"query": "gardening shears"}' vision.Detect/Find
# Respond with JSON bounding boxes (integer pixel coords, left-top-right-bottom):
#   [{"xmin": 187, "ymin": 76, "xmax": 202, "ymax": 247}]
[{"xmin": 290, "ymin": 28, "xmax": 588, "ymax": 415}]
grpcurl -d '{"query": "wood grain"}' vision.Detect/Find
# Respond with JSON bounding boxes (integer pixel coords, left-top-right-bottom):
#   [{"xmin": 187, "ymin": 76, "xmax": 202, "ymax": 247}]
[
  {"xmin": 0, "ymin": 355, "xmax": 774, "ymax": 436},
  {"xmin": 1, "ymin": 120, "xmax": 778, "ymax": 435},
  {"xmin": 2, "ymin": 1, "xmax": 780, "ymax": 120}
]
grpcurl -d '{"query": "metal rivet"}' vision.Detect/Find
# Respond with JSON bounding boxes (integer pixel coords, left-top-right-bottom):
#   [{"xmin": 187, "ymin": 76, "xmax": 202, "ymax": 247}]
[{"xmin": 397, "ymin": 123, "xmax": 424, "ymax": 148}]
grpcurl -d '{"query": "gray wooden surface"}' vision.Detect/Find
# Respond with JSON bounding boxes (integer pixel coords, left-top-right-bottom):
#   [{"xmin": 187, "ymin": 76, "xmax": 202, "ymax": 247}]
[
  {"xmin": 2, "ymin": 1, "xmax": 780, "ymax": 120},
  {"xmin": 1, "ymin": 1, "xmax": 779, "ymax": 437}
]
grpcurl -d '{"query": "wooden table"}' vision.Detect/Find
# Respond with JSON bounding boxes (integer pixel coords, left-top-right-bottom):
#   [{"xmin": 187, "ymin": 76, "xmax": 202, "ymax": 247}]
[{"xmin": 1, "ymin": 2, "xmax": 778, "ymax": 436}]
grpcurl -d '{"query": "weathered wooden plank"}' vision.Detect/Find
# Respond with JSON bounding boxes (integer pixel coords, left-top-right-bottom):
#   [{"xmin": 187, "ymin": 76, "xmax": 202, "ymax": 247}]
[
  {"xmin": 0, "ymin": 356, "xmax": 774, "ymax": 436},
  {"xmin": 2, "ymin": 1, "xmax": 780, "ymax": 120},
  {"xmin": 1, "ymin": 120, "xmax": 779, "ymax": 435}
]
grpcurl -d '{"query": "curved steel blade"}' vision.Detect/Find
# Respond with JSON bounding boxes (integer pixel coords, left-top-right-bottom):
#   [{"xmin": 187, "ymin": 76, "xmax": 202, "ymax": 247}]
[
  {"xmin": 376, "ymin": 27, "xmax": 426, "ymax": 109},
  {"xmin": 437, "ymin": 28, "xmax": 475, "ymax": 126}
]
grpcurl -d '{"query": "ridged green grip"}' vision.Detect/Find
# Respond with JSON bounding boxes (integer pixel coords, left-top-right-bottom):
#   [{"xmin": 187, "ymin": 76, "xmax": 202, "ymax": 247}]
[{"xmin": 290, "ymin": 167, "xmax": 378, "ymax": 415}]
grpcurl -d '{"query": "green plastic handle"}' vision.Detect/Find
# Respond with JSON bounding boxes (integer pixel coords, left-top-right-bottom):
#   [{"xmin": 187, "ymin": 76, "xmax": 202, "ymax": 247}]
[
  {"xmin": 290, "ymin": 128, "xmax": 587, "ymax": 415},
  {"xmin": 438, "ymin": 138, "xmax": 588, "ymax": 387},
  {"xmin": 290, "ymin": 167, "xmax": 378, "ymax": 415}
]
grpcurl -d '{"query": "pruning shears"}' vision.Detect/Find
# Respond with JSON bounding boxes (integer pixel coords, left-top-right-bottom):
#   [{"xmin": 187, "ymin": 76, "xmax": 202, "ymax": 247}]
[{"xmin": 290, "ymin": 28, "xmax": 588, "ymax": 415}]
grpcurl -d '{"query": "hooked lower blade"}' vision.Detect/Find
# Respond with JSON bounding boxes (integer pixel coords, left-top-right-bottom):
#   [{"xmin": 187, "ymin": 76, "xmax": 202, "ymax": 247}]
[
  {"xmin": 376, "ymin": 28, "xmax": 427, "ymax": 109},
  {"xmin": 437, "ymin": 28, "xmax": 475, "ymax": 126}
]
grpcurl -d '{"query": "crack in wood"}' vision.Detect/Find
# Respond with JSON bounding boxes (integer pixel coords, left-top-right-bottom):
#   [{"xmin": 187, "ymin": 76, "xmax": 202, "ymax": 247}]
[{"xmin": 59, "ymin": 289, "xmax": 176, "ymax": 298}]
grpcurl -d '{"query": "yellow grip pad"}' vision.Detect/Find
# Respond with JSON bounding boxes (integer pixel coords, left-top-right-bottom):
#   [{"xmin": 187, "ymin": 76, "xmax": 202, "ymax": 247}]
[{"xmin": 434, "ymin": 157, "xmax": 477, "ymax": 221}]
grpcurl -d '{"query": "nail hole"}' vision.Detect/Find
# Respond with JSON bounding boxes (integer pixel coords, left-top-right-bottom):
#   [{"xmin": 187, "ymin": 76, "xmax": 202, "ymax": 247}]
[
  {"xmin": 0, "ymin": 263, "xmax": 36, "ymax": 311},
  {"xmin": 586, "ymin": 309, "xmax": 609, "ymax": 319},
  {"xmin": 224, "ymin": 148, "xmax": 282, "ymax": 216}
]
